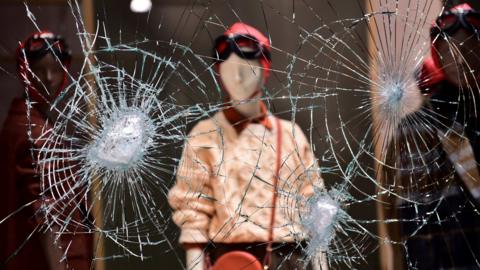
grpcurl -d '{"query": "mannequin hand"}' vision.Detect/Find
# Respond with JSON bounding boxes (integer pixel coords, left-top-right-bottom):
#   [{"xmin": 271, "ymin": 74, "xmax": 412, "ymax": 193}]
[
  {"xmin": 186, "ymin": 247, "xmax": 205, "ymax": 270},
  {"xmin": 312, "ymin": 252, "xmax": 328, "ymax": 270},
  {"xmin": 39, "ymin": 229, "xmax": 68, "ymax": 270}
]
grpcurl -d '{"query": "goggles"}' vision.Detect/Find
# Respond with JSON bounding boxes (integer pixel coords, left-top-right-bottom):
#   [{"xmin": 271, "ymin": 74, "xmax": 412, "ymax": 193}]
[
  {"xmin": 213, "ymin": 34, "xmax": 271, "ymax": 62},
  {"xmin": 432, "ymin": 9, "xmax": 480, "ymax": 37},
  {"xmin": 23, "ymin": 33, "xmax": 71, "ymax": 62}
]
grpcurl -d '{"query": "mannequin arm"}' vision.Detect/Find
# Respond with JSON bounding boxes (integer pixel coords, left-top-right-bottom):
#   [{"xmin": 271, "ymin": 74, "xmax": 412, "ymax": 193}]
[
  {"xmin": 39, "ymin": 229, "xmax": 68, "ymax": 270},
  {"xmin": 186, "ymin": 247, "xmax": 205, "ymax": 270},
  {"xmin": 312, "ymin": 252, "xmax": 328, "ymax": 270}
]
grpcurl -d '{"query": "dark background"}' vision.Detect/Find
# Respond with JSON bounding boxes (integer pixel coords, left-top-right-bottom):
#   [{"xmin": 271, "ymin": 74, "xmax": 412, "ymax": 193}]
[{"xmin": 1, "ymin": 0, "xmax": 479, "ymax": 269}]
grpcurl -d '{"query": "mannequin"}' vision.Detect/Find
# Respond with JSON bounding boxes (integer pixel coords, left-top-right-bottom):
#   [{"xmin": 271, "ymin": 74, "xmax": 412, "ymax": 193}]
[
  {"xmin": 169, "ymin": 22, "xmax": 326, "ymax": 270},
  {"xmin": 0, "ymin": 31, "xmax": 92, "ymax": 270},
  {"xmin": 381, "ymin": 4, "xmax": 480, "ymax": 269},
  {"xmin": 186, "ymin": 48, "xmax": 264, "ymax": 270}
]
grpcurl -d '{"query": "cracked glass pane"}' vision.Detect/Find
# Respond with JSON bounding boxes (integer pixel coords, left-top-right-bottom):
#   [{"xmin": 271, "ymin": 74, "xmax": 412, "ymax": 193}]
[{"xmin": 1, "ymin": 0, "xmax": 480, "ymax": 269}]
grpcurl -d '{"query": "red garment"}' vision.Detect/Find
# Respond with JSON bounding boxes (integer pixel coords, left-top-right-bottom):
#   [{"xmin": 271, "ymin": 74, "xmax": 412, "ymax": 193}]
[
  {"xmin": 0, "ymin": 98, "xmax": 92, "ymax": 270},
  {"xmin": 417, "ymin": 56, "xmax": 446, "ymax": 96},
  {"xmin": 223, "ymin": 102, "xmax": 273, "ymax": 133}
]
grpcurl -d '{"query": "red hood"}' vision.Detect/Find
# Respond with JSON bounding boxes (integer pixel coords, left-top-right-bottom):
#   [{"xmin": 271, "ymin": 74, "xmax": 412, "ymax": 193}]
[{"xmin": 16, "ymin": 31, "xmax": 70, "ymax": 103}]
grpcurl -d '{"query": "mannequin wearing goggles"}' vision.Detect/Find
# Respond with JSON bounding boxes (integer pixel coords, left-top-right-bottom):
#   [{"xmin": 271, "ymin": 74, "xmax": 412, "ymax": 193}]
[
  {"xmin": 213, "ymin": 26, "xmax": 272, "ymax": 119},
  {"xmin": 17, "ymin": 31, "xmax": 72, "ymax": 108}
]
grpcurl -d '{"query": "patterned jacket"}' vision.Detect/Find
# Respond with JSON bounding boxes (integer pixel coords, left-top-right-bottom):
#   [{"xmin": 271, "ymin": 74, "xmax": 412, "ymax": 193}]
[{"xmin": 168, "ymin": 111, "xmax": 322, "ymax": 244}]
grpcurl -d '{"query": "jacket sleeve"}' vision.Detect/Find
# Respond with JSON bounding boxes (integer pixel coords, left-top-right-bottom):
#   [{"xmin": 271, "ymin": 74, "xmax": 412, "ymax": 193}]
[
  {"xmin": 168, "ymin": 136, "xmax": 216, "ymax": 244},
  {"xmin": 15, "ymin": 135, "xmax": 45, "ymax": 227},
  {"xmin": 15, "ymin": 127, "xmax": 66, "ymax": 227}
]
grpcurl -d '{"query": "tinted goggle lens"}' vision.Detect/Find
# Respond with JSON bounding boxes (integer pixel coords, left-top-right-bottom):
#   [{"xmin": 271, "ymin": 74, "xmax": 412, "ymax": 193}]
[
  {"xmin": 233, "ymin": 36, "xmax": 261, "ymax": 51},
  {"xmin": 465, "ymin": 12, "xmax": 480, "ymax": 29},
  {"xmin": 437, "ymin": 13, "xmax": 458, "ymax": 31}
]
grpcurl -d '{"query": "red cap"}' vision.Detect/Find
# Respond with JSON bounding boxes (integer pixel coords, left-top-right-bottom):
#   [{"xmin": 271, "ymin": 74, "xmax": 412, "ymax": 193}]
[
  {"xmin": 450, "ymin": 3, "xmax": 473, "ymax": 12},
  {"xmin": 224, "ymin": 22, "xmax": 270, "ymax": 48}
]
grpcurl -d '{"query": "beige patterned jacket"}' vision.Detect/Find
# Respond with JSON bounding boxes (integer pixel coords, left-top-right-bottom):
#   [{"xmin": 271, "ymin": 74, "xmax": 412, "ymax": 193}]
[{"xmin": 168, "ymin": 111, "xmax": 323, "ymax": 244}]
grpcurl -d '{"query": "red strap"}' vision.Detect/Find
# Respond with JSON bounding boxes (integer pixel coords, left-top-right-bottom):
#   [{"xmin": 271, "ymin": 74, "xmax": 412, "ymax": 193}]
[{"xmin": 263, "ymin": 117, "xmax": 282, "ymax": 268}]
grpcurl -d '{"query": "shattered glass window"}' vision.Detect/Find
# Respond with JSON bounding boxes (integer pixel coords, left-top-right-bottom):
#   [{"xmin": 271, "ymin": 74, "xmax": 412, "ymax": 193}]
[{"xmin": 1, "ymin": 0, "xmax": 480, "ymax": 269}]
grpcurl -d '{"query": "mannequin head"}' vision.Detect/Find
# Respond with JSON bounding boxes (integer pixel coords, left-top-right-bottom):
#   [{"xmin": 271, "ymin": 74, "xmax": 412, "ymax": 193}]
[
  {"xmin": 422, "ymin": 4, "xmax": 480, "ymax": 128},
  {"xmin": 213, "ymin": 22, "xmax": 271, "ymax": 117},
  {"xmin": 431, "ymin": 3, "xmax": 480, "ymax": 87},
  {"xmin": 17, "ymin": 31, "xmax": 71, "ymax": 106}
]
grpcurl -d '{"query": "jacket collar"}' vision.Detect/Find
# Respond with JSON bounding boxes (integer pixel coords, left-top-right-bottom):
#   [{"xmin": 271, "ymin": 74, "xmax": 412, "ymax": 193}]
[{"xmin": 222, "ymin": 101, "xmax": 272, "ymax": 134}]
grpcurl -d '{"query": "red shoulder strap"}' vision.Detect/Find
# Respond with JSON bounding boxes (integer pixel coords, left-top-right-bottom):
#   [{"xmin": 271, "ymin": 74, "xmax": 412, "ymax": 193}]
[{"xmin": 263, "ymin": 117, "xmax": 283, "ymax": 269}]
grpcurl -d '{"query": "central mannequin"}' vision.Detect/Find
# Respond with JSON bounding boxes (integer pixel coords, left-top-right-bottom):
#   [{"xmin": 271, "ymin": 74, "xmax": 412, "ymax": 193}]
[
  {"xmin": 219, "ymin": 51, "xmax": 264, "ymax": 118},
  {"xmin": 170, "ymin": 22, "xmax": 325, "ymax": 270},
  {"xmin": 185, "ymin": 46, "xmax": 266, "ymax": 270}
]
